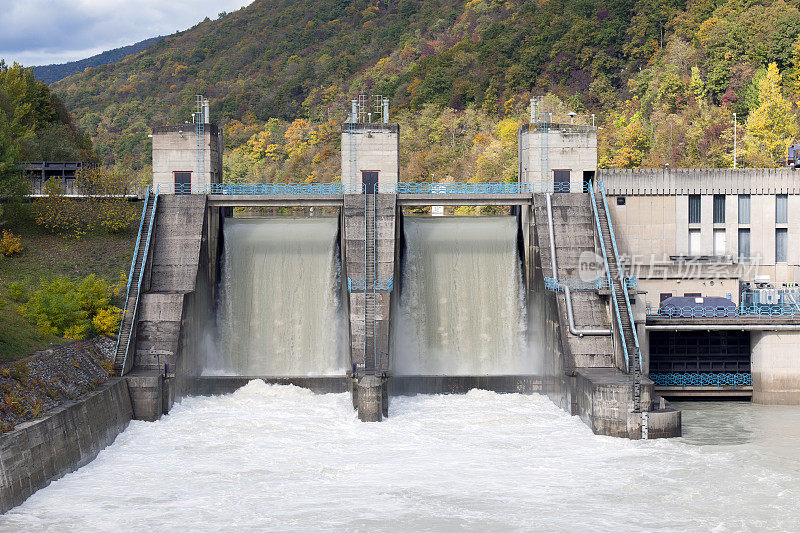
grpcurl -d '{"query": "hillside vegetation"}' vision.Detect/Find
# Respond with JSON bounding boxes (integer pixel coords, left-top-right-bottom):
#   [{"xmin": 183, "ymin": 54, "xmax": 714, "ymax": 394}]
[
  {"xmin": 39, "ymin": 0, "xmax": 800, "ymax": 182},
  {"xmin": 33, "ymin": 36, "xmax": 166, "ymax": 85}
]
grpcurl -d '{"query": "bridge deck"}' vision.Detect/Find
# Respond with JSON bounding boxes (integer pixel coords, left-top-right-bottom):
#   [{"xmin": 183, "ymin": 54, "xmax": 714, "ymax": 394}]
[
  {"xmin": 646, "ymin": 317, "xmax": 800, "ymax": 330},
  {"xmin": 397, "ymin": 193, "xmax": 532, "ymax": 206},
  {"xmin": 208, "ymin": 194, "xmax": 344, "ymax": 207}
]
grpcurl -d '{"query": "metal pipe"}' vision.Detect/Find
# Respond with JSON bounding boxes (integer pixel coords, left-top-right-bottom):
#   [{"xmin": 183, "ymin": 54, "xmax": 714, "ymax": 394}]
[{"xmin": 546, "ymin": 193, "xmax": 611, "ymax": 337}]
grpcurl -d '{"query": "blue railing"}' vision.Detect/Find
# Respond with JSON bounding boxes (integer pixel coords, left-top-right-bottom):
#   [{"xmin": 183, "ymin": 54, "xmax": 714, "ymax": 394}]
[
  {"xmin": 587, "ymin": 183, "xmax": 629, "ymax": 370},
  {"xmin": 648, "ymin": 305, "xmax": 800, "ymax": 319},
  {"xmin": 115, "ymin": 186, "xmax": 150, "ymax": 367},
  {"xmin": 154, "ymin": 180, "xmax": 593, "ymax": 196},
  {"xmin": 599, "ymin": 179, "xmax": 642, "ymax": 369},
  {"xmin": 120, "ymin": 191, "xmax": 159, "ymax": 375},
  {"xmin": 348, "ymin": 277, "xmax": 393, "ymax": 292},
  {"xmin": 544, "ymin": 276, "xmax": 637, "ymax": 292},
  {"xmin": 650, "ymin": 372, "xmax": 752, "ymax": 388}
]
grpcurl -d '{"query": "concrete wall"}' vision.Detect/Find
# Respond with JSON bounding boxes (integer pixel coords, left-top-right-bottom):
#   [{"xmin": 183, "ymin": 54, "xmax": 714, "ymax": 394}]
[
  {"xmin": 751, "ymin": 331, "xmax": 800, "ymax": 404},
  {"xmin": 0, "ymin": 379, "xmax": 132, "ymax": 513},
  {"xmin": 519, "ymin": 124, "xmax": 597, "ymax": 189},
  {"xmin": 343, "ymin": 193, "xmax": 396, "ymax": 370},
  {"xmin": 340, "ymin": 123, "xmax": 399, "ymax": 192},
  {"xmin": 152, "ymin": 124, "xmax": 223, "ymax": 193}
]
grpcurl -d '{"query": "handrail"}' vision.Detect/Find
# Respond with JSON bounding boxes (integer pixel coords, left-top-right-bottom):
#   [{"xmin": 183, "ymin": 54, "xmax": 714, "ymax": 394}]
[
  {"xmin": 120, "ymin": 192, "xmax": 159, "ymax": 375},
  {"xmin": 115, "ymin": 186, "xmax": 150, "ymax": 368},
  {"xmin": 543, "ymin": 276, "xmax": 638, "ymax": 292},
  {"xmin": 598, "ymin": 179, "xmax": 642, "ymax": 369},
  {"xmin": 151, "ymin": 180, "xmax": 593, "ymax": 196},
  {"xmin": 546, "ymin": 193, "xmax": 612, "ymax": 339},
  {"xmin": 650, "ymin": 372, "xmax": 751, "ymax": 388},
  {"xmin": 648, "ymin": 304, "xmax": 800, "ymax": 318}
]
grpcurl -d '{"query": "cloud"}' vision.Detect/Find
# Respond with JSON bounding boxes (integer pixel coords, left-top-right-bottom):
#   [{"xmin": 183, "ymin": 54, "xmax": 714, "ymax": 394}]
[{"xmin": 0, "ymin": 0, "xmax": 255, "ymax": 66}]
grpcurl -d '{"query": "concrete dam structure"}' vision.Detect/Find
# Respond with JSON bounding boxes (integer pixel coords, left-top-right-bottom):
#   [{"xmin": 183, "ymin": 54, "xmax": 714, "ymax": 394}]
[{"xmin": 102, "ymin": 97, "xmax": 681, "ymax": 441}]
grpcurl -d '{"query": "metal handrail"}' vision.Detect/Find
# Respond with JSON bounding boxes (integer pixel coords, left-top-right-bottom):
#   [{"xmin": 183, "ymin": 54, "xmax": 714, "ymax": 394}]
[
  {"xmin": 650, "ymin": 372, "xmax": 752, "ymax": 388},
  {"xmin": 114, "ymin": 187, "xmax": 150, "ymax": 367},
  {"xmin": 648, "ymin": 305, "xmax": 800, "ymax": 318},
  {"xmin": 543, "ymin": 276, "xmax": 637, "ymax": 292},
  {"xmin": 151, "ymin": 180, "xmax": 595, "ymax": 196},
  {"xmin": 120, "ymin": 192, "xmax": 159, "ymax": 375},
  {"xmin": 586, "ymin": 186, "xmax": 628, "ymax": 369},
  {"xmin": 598, "ymin": 179, "xmax": 642, "ymax": 366},
  {"xmin": 348, "ymin": 278, "xmax": 393, "ymax": 292}
]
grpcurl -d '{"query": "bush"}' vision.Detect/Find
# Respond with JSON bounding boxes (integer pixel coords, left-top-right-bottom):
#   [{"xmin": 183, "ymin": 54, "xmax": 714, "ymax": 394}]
[
  {"xmin": 92, "ymin": 306, "xmax": 122, "ymax": 336},
  {"xmin": 0, "ymin": 230, "xmax": 22, "ymax": 256},
  {"xmin": 23, "ymin": 275, "xmax": 114, "ymax": 338},
  {"xmin": 7, "ymin": 281, "xmax": 27, "ymax": 302},
  {"xmin": 32, "ymin": 169, "xmax": 138, "ymax": 237}
]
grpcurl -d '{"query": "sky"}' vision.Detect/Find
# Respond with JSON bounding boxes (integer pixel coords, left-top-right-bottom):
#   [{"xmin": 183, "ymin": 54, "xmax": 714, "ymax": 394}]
[{"xmin": 0, "ymin": 0, "xmax": 256, "ymax": 67}]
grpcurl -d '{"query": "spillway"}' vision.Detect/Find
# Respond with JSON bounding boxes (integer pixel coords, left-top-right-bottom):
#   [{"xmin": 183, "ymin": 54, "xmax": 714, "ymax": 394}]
[
  {"xmin": 213, "ymin": 217, "xmax": 348, "ymax": 376},
  {"xmin": 391, "ymin": 216, "xmax": 532, "ymax": 375}
]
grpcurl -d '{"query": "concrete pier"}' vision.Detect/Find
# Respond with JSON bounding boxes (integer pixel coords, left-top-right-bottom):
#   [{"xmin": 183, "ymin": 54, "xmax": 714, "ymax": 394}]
[
  {"xmin": 356, "ymin": 375, "xmax": 384, "ymax": 422},
  {"xmin": 752, "ymin": 331, "xmax": 800, "ymax": 404}
]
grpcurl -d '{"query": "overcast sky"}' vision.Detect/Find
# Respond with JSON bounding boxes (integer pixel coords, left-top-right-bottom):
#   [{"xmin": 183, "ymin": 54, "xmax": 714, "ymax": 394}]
[{"xmin": 0, "ymin": 0, "xmax": 256, "ymax": 66}]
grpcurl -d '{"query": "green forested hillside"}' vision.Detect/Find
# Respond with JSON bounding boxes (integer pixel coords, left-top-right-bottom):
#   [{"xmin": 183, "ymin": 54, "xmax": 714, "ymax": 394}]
[{"xmin": 44, "ymin": 0, "xmax": 800, "ymax": 181}]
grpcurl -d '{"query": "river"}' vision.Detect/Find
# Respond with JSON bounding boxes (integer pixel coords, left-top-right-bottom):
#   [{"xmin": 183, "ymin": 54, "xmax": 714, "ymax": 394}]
[{"xmin": 3, "ymin": 382, "xmax": 800, "ymax": 531}]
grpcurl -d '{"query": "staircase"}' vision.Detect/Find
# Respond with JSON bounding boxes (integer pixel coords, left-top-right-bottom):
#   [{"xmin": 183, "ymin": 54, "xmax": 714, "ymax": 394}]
[
  {"xmin": 114, "ymin": 190, "xmax": 157, "ymax": 375},
  {"xmin": 364, "ymin": 190, "xmax": 376, "ymax": 373},
  {"xmin": 591, "ymin": 184, "xmax": 642, "ymax": 411}
]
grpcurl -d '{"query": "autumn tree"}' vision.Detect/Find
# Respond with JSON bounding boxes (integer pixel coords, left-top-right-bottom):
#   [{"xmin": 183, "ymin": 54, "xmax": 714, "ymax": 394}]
[{"xmin": 743, "ymin": 63, "xmax": 799, "ymax": 167}]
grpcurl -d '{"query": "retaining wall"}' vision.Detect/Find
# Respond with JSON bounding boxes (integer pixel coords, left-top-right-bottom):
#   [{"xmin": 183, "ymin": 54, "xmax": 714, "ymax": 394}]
[{"xmin": 0, "ymin": 379, "xmax": 132, "ymax": 513}]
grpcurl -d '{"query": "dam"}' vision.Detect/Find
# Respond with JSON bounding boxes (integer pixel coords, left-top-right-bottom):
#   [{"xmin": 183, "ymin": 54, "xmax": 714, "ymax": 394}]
[{"xmin": 12, "ymin": 96, "xmax": 800, "ymax": 515}]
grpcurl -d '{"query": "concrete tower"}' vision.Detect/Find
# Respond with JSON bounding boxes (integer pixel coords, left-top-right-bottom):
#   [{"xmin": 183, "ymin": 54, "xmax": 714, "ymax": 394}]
[{"xmin": 152, "ymin": 96, "xmax": 223, "ymax": 194}]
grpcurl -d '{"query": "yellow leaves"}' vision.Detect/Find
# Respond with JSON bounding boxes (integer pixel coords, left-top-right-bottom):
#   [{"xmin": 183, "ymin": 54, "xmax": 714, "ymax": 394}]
[
  {"xmin": 92, "ymin": 307, "xmax": 122, "ymax": 336},
  {"xmin": 0, "ymin": 230, "xmax": 22, "ymax": 256},
  {"xmin": 744, "ymin": 63, "xmax": 798, "ymax": 167},
  {"xmin": 172, "ymin": 64, "xmax": 188, "ymax": 77},
  {"xmin": 495, "ymin": 118, "xmax": 520, "ymax": 146}
]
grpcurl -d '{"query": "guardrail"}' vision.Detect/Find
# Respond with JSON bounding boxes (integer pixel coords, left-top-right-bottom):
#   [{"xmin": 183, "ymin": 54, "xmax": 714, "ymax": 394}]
[
  {"xmin": 650, "ymin": 372, "xmax": 752, "ymax": 388},
  {"xmin": 153, "ymin": 180, "xmax": 593, "ymax": 196},
  {"xmin": 348, "ymin": 277, "xmax": 394, "ymax": 292},
  {"xmin": 599, "ymin": 179, "xmax": 642, "ymax": 370},
  {"xmin": 648, "ymin": 305, "xmax": 800, "ymax": 319},
  {"xmin": 587, "ymin": 183, "xmax": 629, "ymax": 370},
  {"xmin": 544, "ymin": 276, "xmax": 637, "ymax": 292}
]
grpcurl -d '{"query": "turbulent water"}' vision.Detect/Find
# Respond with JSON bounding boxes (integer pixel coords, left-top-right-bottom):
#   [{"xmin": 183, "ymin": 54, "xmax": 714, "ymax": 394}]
[
  {"xmin": 4, "ymin": 384, "xmax": 800, "ymax": 531},
  {"xmin": 392, "ymin": 217, "xmax": 531, "ymax": 375},
  {"xmin": 213, "ymin": 218, "xmax": 348, "ymax": 376}
]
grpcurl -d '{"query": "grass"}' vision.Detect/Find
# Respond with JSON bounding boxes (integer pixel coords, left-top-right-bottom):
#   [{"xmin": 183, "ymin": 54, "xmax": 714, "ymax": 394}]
[{"xmin": 0, "ymin": 202, "xmax": 141, "ymax": 362}]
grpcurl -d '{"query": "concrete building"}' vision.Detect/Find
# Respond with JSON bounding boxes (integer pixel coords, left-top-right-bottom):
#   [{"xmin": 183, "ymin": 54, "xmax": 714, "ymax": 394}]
[
  {"xmin": 151, "ymin": 123, "xmax": 223, "ymax": 194},
  {"xmin": 21, "ymin": 161, "xmax": 87, "ymax": 195},
  {"xmin": 340, "ymin": 124, "xmax": 399, "ymax": 192},
  {"xmin": 518, "ymin": 123, "xmax": 597, "ymax": 191}
]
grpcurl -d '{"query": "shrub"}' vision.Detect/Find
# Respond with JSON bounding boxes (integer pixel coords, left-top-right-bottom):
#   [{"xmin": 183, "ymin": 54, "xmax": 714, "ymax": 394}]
[
  {"xmin": 92, "ymin": 306, "xmax": 122, "ymax": 336},
  {"xmin": 7, "ymin": 281, "xmax": 27, "ymax": 302},
  {"xmin": 0, "ymin": 230, "xmax": 22, "ymax": 256},
  {"xmin": 23, "ymin": 275, "xmax": 114, "ymax": 338}
]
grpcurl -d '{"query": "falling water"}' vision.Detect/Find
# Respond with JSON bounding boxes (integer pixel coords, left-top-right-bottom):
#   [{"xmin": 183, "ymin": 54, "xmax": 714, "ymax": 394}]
[
  {"xmin": 213, "ymin": 217, "xmax": 348, "ymax": 376},
  {"xmin": 391, "ymin": 216, "xmax": 532, "ymax": 375}
]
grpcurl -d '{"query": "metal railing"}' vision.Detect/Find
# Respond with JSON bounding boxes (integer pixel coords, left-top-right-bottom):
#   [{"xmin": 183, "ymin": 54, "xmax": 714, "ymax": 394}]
[
  {"xmin": 650, "ymin": 372, "xmax": 752, "ymax": 388},
  {"xmin": 587, "ymin": 184, "xmax": 629, "ymax": 370},
  {"xmin": 348, "ymin": 278, "xmax": 393, "ymax": 292},
  {"xmin": 120, "ymin": 190, "xmax": 159, "ymax": 375},
  {"xmin": 598, "ymin": 179, "xmax": 642, "ymax": 369},
  {"xmin": 544, "ymin": 276, "xmax": 637, "ymax": 292},
  {"xmin": 152, "ymin": 180, "xmax": 594, "ymax": 196},
  {"xmin": 648, "ymin": 305, "xmax": 800, "ymax": 319}
]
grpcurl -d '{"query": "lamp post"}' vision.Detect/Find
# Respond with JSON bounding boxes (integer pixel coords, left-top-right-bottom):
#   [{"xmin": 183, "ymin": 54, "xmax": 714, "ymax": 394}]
[{"xmin": 733, "ymin": 113, "xmax": 737, "ymax": 169}]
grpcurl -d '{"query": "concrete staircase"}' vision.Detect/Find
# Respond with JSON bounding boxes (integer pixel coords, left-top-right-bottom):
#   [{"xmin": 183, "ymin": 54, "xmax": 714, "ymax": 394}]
[
  {"xmin": 591, "ymin": 186, "xmax": 642, "ymax": 411},
  {"xmin": 114, "ymin": 193, "xmax": 156, "ymax": 375}
]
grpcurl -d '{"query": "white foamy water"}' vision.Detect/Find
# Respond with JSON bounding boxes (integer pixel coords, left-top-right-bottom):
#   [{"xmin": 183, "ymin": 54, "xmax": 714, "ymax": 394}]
[
  {"xmin": 392, "ymin": 217, "xmax": 531, "ymax": 375},
  {"xmin": 215, "ymin": 218, "xmax": 348, "ymax": 376},
  {"xmin": 4, "ymin": 383, "xmax": 800, "ymax": 531}
]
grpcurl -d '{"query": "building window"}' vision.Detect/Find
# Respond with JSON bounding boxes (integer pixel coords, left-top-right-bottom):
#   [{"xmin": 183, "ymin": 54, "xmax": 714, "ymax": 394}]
[
  {"xmin": 776, "ymin": 194, "xmax": 788, "ymax": 223},
  {"xmin": 738, "ymin": 194, "xmax": 750, "ymax": 224},
  {"xmin": 616, "ymin": 196, "xmax": 626, "ymax": 206},
  {"xmin": 738, "ymin": 229, "xmax": 750, "ymax": 261},
  {"xmin": 689, "ymin": 195, "xmax": 701, "ymax": 224},
  {"xmin": 713, "ymin": 194, "xmax": 725, "ymax": 223},
  {"xmin": 684, "ymin": 293, "xmax": 701, "ymax": 298},
  {"xmin": 713, "ymin": 229, "xmax": 726, "ymax": 256},
  {"xmin": 776, "ymin": 228, "xmax": 788, "ymax": 262},
  {"xmin": 689, "ymin": 228, "xmax": 701, "ymax": 256},
  {"xmin": 659, "ymin": 293, "xmax": 672, "ymax": 302}
]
